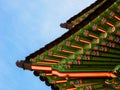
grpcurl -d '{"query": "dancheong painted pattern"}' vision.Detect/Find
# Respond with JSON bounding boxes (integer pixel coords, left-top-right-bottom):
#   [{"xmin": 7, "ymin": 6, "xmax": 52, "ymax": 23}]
[{"xmin": 16, "ymin": 0, "xmax": 120, "ymax": 90}]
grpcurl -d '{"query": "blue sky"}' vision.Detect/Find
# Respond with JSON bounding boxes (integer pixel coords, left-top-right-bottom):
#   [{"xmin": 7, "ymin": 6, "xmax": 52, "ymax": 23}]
[{"xmin": 0, "ymin": 0, "xmax": 96, "ymax": 90}]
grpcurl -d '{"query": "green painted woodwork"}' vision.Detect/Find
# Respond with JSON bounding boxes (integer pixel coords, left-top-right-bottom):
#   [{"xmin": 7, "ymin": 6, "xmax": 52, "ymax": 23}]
[{"xmin": 18, "ymin": 0, "xmax": 120, "ymax": 90}]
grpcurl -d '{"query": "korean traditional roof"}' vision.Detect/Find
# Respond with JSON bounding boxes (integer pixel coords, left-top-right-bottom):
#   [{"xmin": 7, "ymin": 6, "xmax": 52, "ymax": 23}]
[{"xmin": 25, "ymin": 0, "xmax": 116, "ymax": 62}]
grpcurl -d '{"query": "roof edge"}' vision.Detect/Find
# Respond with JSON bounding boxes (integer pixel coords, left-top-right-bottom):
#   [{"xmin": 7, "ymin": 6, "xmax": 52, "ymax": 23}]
[{"xmin": 25, "ymin": 0, "xmax": 116, "ymax": 61}]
